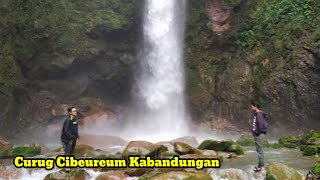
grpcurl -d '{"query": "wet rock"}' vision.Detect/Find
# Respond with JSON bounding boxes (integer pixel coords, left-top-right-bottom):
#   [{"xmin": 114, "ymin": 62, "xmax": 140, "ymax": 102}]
[
  {"xmin": 302, "ymin": 145, "xmax": 319, "ymax": 156},
  {"xmin": 44, "ymin": 169, "xmax": 91, "ymax": 180},
  {"xmin": 138, "ymin": 171, "xmax": 213, "ymax": 180},
  {"xmin": 122, "ymin": 141, "xmax": 165, "ymax": 158},
  {"xmin": 312, "ymin": 161, "xmax": 320, "ymax": 176},
  {"xmin": 212, "ymin": 168, "xmax": 248, "ymax": 180},
  {"xmin": 125, "ymin": 168, "xmax": 152, "ymax": 177},
  {"xmin": 266, "ymin": 162, "xmax": 303, "ymax": 180},
  {"xmin": 73, "ymin": 144, "xmax": 94, "ymax": 157},
  {"xmin": 198, "ymin": 140, "xmax": 233, "ymax": 151},
  {"xmin": 226, "ymin": 144, "xmax": 244, "ymax": 155},
  {"xmin": 236, "ymin": 134, "xmax": 255, "ymax": 146},
  {"xmin": 278, "ymin": 135, "xmax": 301, "ymax": 148},
  {"xmin": 96, "ymin": 170, "xmax": 128, "ymax": 180},
  {"xmin": 196, "ymin": 149, "xmax": 217, "ymax": 156},
  {"xmin": 0, "ymin": 137, "xmax": 12, "ymax": 149},
  {"xmin": 180, "ymin": 154, "xmax": 223, "ymax": 163},
  {"xmin": 301, "ymin": 129, "xmax": 320, "ymax": 146},
  {"xmin": 170, "ymin": 136, "xmax": 199, "ymax": 147},
  {"xmin": 271, "ymin": 143, "xmax": 284, "ymax": 149},
  {"xmin": 237, "ymin": 133, "xmax": 271, "ymax": 147},
  {"xmin": 198, "ymin": 140, "xmax": 244, "ymax": 155},
  {"xmin": 0, "ymin": 165, "xmax": 22, "ymax": 179},
  {"xmin": 0, "ymin": 147, "xmax": 12, "ymax": 159},
  {"xmin": 0, "ymin": 137, "xmax": 13, "ymax": 158},
  {"xmin": 173, "ymin": 142, "xmax": 194, "ymax": 155}
]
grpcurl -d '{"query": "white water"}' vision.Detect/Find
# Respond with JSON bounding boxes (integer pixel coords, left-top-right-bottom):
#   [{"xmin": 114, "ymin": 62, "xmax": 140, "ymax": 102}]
[{"xmin": 123, "ymin": 0, "xmax": 189, "ymax": 141}]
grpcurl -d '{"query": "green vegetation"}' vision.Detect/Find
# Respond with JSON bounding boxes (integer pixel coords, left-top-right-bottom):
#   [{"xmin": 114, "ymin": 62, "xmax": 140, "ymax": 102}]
[
  {"xmin": 0, "ymin": 0, "xmax": 140, "ymax": 102},
  {"xmin": 278, "ymin": 135, "xmax": 301, "ymax": 148},
  {"xmin": 312, "ymin": 161, "xmax": 320, "ymax": 175},
  {"xmin": 12, "ymin": 146, "xmax": 41, "ymax": 157},
  {"xmin": 198, "ymin": 140, "xmax": 244, "ymax": 155}
]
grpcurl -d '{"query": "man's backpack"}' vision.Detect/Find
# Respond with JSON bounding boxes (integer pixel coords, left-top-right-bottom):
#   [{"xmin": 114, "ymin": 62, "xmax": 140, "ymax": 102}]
[{"xmin": 260, "ymin": 112, "xmax": 269, "ymax": 133}]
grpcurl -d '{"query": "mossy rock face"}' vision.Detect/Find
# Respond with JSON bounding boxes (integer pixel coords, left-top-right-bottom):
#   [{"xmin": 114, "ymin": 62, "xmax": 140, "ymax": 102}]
[
  {"xmin": 301, "ymin": 129, "xmax": 320, "ymax": 145},
  {"xmin": 226, "ymin": 144, "xmax": 244, "ymax": 155},
  {"xmin": 302, "ymin": 145, "xmax": 319, "ymax": 156},
  {"xmin": 278, "ymin": 135, "xmax": 301, "ymax": 148},
  {"xmin": 236, "ymin": 134, "xmax": 255, "ymax": 146},
  {"xmin": 198, "ymin": 140, "xmax": 233, "ymax": 151},
  {"xmin": 0, "ymin": 147, "xmax": 12, "ymax": 159},
  {"xmin": 73, "ymin": 144, "xmax": 94, "ymax": 157},
  {"xmin": 12, "ymin": 146, "xmax": 41, "ymax": 157},
  {"xmin": 312, "ymin": 161, "xmax": 320, "ymax": 175},
  {"xmin": 271, "ymin": 143, "xmax": 284, "ymax": 149},
  {"xmin": 236, "ymin": 134, "xmax": 270, "ymax": 147},
  {"xmin": 161, "ymin": 151, "xmax": 178, "ymax": 158},
  {"xmin": 173, "ymin": 142, "xmax": 194, "ymax": 155},
  {"xmin": 122, "ymin": 141, "xmax": 164, "ymax": 158},
  {"xmin": 44, "ymin": 169, "xmax": 90, "ymax": 180},
  {"xmin": 266, "ymin": 162, "xmax": 303, "ymax": 180},
  {"xmin": 138, "ymin": 171, "xmax": 213, "ymax": 180}
]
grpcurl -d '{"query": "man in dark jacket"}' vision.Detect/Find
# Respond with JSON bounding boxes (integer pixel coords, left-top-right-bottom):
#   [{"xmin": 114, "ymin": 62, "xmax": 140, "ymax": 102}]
[
  {"xmin": 251, "ymin": 102, "xmax": 267, "ymax": 172},
  {"xmin": 61, "ymin": 107, "xmax": 79, "ymax": 155}
]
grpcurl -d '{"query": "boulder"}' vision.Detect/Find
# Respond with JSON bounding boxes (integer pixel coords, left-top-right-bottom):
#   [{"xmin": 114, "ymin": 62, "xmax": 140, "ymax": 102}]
[
  {"xmin": 170, "ymin": 136, "xmax": 199, "ymax": 147},
  {"xmin": 138, "ymin": 171, "xmax": 213, "ymax": 180},
  {"xmin": 266, "ymin": 162, "xmax": 303, "ymax": 180},
  {"xmin": 0, "ymin": 137, "xmax": 12, "ymax": 149},
  {"xmin": 173, "ymin": 142, "xmax": 194, "ymax": 155},
  {"xmin": 278, "ymin": 135, "xmax": 301, "ymax": 148},
  {"xmin": 301, "ymin": 129, "xmax": 320, "ymax": 145},
  {"xmin": 236, "ymin": 134, "xmax": 270, "ymax": 147},
  {"xmin": 312, "ymin": 161, "xmax": 320, "ymax": 175},
  {"xmin": 198, "ymin": 140, "xmax": 244, "ymax": 155},
  {"xmin": 96, "ymin": 171, "xmax": 128, "ymax": 180},
  {"xmin": 125, "ymin": 168, "xmax": 152, "ymax": 177},
  {"xmin": 212, "ymin": 168, "xmax": 248, "ymax": 180},
  {"xmin": 226, "ymin": 144, "xmax": 244, "ymax": 155},
  {"xmin": 0, "ymin": 147, "xmax": 12, "ymax": 159},
  {"xmin": 302, "ymin": 145, "xmax": 319, "ymax": 156},
  {"xmin": 0, "ymin": 165, "xmax": 22, "ymax": 179},
  {"xmin": 73, "ymin": 144, "xmax": 94, "ymax": 157},
  {"xmin": 271, "ymin": 143, "xmax": 284, "ymax": 149},
  {"xmin": 198, "ymin": 140, "xmax": 233, "ymax": 151},
  {"xmin": 44, "ymin": 169, "xmax": 91, "ymax": 180},
  {"xmin": 122, "ymin": 141, "xmax": 165, "ymax": 158},
  {"xmin": 195, "ymin": 149, "xmax": 217, "ymax": 156},
  {"xmin": 180, "ymin": 154, "xmax": 223, "ymax": 163},
  {"xmin": 0, "ymin": 137, "xmax": 13, "ymax": 158}
]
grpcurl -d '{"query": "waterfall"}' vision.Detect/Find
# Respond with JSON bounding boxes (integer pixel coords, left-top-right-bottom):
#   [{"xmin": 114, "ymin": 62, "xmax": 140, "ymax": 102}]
[{"xmin": 126, "ymin": 0, "xmax": 189, "ymax": 141}]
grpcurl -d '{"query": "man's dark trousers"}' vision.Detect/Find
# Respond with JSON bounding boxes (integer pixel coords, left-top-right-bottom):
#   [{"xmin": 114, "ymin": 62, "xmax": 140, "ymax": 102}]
[{"xmin": 64, "ymin": 140, "xmax": 76, "ymax": 155}]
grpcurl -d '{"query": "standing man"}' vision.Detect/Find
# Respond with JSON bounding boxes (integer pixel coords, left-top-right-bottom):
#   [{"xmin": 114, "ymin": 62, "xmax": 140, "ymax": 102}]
[
  {"xmin": 251, "ymin": 102, "xmax": 268, "ymax": 172},
  {"xmin": 61, "ymin": 107, "xmax": 79, "ymax": 156}
]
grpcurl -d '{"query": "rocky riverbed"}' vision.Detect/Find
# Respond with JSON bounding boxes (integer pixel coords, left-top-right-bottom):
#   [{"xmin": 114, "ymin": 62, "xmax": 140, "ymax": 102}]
[{"xmin": 0, "ymin": 130, "xmax": 319, "ymax": 180}]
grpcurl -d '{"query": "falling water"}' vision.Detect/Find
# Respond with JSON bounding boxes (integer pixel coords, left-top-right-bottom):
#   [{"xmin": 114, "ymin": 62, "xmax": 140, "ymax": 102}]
[{"xmin": 125, "ymin": 0, "xmax": 189, "ymax": 141}]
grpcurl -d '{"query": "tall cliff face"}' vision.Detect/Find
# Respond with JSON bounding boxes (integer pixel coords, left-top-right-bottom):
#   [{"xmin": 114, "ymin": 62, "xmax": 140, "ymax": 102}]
[
  {"xmin": 0, "ymin": 0, "xmax": 143, "ymax": 134},
  {"xmin": 185, "ymin": 0, "xmax": 320, "ymax": 135}
]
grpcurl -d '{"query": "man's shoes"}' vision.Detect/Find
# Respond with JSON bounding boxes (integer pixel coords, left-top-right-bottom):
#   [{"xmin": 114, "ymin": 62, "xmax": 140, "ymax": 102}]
[{"xmin": 254, "ymin": 166, "xmax": 263, "ymax": 172}]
